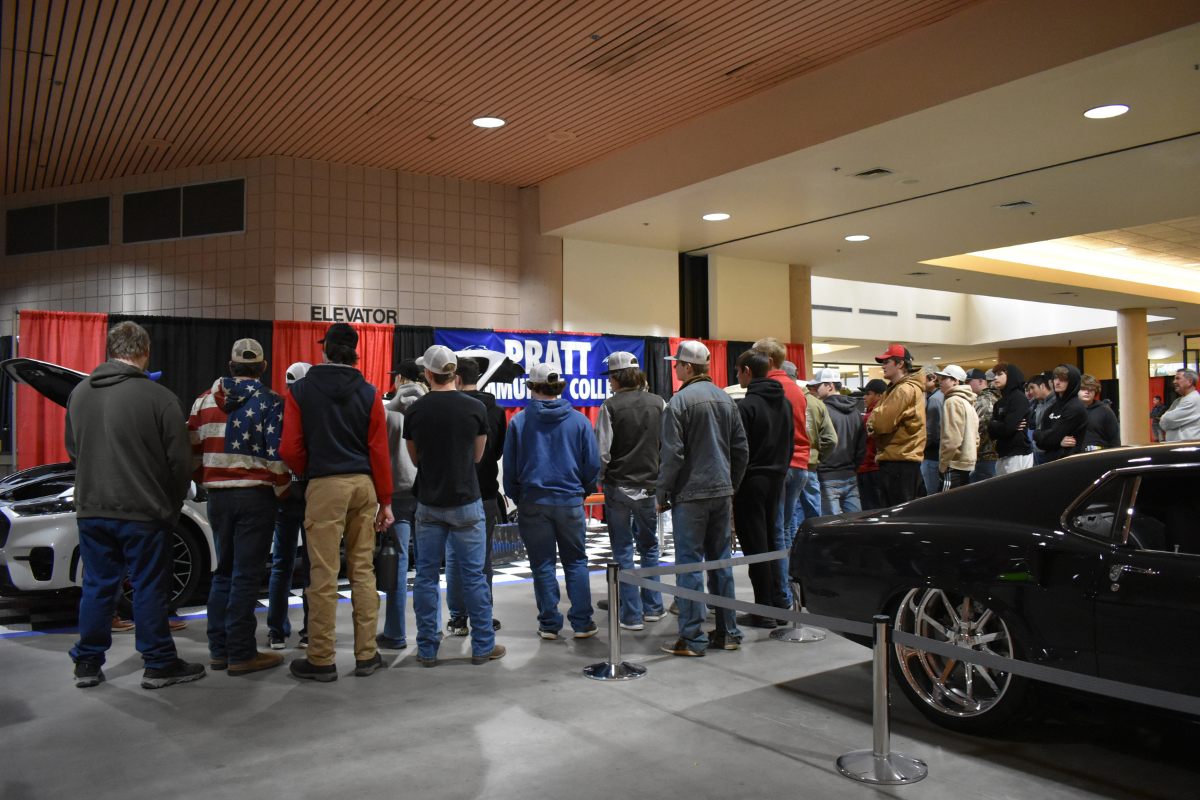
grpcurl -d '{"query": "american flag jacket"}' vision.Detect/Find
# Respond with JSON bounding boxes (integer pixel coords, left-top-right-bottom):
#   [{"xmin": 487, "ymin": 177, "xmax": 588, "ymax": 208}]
[{"xmin": 188, "ymin": 377, "xmax": 291, "ymax": 498}]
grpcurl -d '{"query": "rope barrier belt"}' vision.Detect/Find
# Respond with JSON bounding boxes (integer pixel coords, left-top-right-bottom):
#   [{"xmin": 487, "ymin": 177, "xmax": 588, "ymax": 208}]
[{"xmin": 615, "ymin": 552, "xmax": 1200, "ymax": 717}]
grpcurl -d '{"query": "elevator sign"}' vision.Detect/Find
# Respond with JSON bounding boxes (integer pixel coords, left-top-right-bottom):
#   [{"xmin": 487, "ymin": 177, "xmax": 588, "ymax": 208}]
[{"xmin": 433, "ymin": 330, "xmax": 645, "ymax": 407}]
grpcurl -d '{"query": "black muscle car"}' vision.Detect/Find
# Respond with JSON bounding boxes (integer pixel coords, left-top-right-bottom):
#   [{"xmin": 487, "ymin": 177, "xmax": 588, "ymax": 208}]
[{"xmin": 789, "ymin": 444, "xmax": 1200, "ymax": 733}]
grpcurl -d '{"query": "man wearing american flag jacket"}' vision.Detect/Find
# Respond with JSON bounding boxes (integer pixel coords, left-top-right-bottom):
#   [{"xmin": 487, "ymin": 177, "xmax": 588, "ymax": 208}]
[{"xmin": 188, "ymin": 338, "xmax": 291, "ymax": 677}]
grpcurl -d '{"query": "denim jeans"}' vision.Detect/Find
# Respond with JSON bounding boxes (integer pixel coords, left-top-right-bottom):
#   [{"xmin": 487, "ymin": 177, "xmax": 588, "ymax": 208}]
[
  {"xmin": 672, "ymin": 496, "xmax": 740, "ymax": 653},
  {"xmin": 820, "ymin": 476, "xmax": 862, "ymax": 515},
  {"xmin": 381, "ymin": 497, "xmax": 417, "ymax": 640},
  {"xmin": 414, "ymin": 500, "xmax": 494, "ymax": 659},
  {"xmin": 71, "ymin": 518, "xmax": 177, "ymax": 669},
  {"xmin": 970, "ymin": 459, "xmax": 997, "ymax": 483},
  {"xmin": 775, "ymin": 466, "xmax": 806, "ymax": 607},
  {"xmin": 517, "ymin": 502, "xmax": 593, "ymax": 633},
  {"xmin": 267, "ymin": 505, "xmax": 307, "ymax": 638},
  {"xmin": 603, "ymin": 489, "xmax": 663, "ymax": 625},
  {"xmin": 446, "ymin": 496, "xmax": 499, "ymax": 618},
  {"xmin": 206, "ymin": 487, "xmax": 277, "ymax": 663},
  {"xmin": 798, "ymin": 466, "xmax": 823, "ymax": 520},
  {"xmin": 921, "ymin": 459, "xmax": 941, "ymax": 497}
]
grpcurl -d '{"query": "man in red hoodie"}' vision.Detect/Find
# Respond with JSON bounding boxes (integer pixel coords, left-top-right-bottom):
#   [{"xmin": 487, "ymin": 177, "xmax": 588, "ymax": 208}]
[
  {"xmin": 280, "ymin": 323, "xmax": 393, "ymax": 682},
  {"xmin": 751, "ymin": 337, "xmax": 811, "ymax": 609}
]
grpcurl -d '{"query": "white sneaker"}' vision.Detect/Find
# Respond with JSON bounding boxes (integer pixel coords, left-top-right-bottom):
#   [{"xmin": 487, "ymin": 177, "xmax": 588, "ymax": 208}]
[{"xmin": 619, "ymin": 621, "xmax": 644, "ymax": 631}]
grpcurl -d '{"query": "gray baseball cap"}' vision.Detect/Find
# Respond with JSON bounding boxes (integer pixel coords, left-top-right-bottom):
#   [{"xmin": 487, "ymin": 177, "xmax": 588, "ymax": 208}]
[
  {"xmin": 665, "ymin": 340, "xmax": 710, "ymax": 365},
  {"xmin": 416, "ymin": 344, "xmax": 457, "ymax": 376},
  {"xmin": 601, "ymin": 351, "xmax": 639, "ymax": 375},
  {"xmin": 527, "ymin": 362, "xmax": 562, "ymax": 383}
]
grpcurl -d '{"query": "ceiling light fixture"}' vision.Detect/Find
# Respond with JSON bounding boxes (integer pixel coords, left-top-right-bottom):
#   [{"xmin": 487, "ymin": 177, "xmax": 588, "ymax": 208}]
[
  {"xmin": 472, "ymin": 117, "xmax": 505, "ymax": 128},
  {"xmin": 1106, "ymin": 246, "xmax": 1128, "ymax": 251},
  {"xmin": 702, "ymin": 213, "xmax": 730, "ymax": 221},
  {"xmin": 845, "ymin": 235, "xmax": 870, "ymax": 242},
  {"xmin": 1083, "ymin": 104, "xmax": 1129, "ymax": 119}
]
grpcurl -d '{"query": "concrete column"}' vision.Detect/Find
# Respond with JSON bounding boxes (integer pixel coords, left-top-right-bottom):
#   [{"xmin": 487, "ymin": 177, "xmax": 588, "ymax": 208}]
[
  {"xmin": 789, "ymin": 263, "xmax": 812, "ymax": 375},
  {"xmin": 1117, "ymin": 308, "xmax": 1151, "ymax": 445},
  {"xmin": 517, "ymin": 186, "xmax": 563, "ymax": 330}
]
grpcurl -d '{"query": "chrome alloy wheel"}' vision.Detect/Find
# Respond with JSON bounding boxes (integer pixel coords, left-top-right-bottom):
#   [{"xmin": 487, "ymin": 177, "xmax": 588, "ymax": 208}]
[{"xmin": 894, "ymin": 588, "xmax": 1014, "ymax": 718}]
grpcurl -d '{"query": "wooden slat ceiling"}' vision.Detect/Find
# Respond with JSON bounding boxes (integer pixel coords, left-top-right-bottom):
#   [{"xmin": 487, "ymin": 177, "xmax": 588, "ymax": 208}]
[{"xmin": 3, "ymin": 0, "xmax": 985, "ymax": 195}]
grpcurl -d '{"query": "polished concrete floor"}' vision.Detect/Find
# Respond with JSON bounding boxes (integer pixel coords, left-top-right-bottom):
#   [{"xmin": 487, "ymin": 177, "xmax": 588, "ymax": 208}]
[{"xmin": 1, "ymin": 571, "xmax": 1197, "ymax": 800}]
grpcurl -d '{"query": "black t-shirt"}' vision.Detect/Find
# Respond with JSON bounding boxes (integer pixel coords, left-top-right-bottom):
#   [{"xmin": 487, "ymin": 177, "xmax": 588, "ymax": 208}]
[{"xmin": 403, "ymin": 390, "xmax": 488, "ymax": 508}]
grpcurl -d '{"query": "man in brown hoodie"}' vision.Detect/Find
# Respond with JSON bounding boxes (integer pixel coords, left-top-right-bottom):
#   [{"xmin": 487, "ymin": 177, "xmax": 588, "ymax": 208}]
[{"xmin": 866, "ymin": 345, "xmax": 927, "ymax": 506}]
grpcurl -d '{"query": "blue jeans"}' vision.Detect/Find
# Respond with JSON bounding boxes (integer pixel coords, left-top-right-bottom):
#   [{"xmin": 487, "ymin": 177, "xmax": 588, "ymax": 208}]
[
  {"xmin": 820, "ymin": 476, "xmax": 861, "ymax": 515},
  {"xmin": 446, "ymin": 497, "xmax": 498, "ymax": 618},
  {"xmin": 921, "ymin": 459, "xmax": 940, "ymax": 497},
  {"xmin": 71, "ymin": 518, "xmax": 177, "ymax": 669},
  {"xmin": 381, "ymin": 497, "xmax": 417, "ymax": 640},
  {"xmin": 776, "ymin": 466, "xmax": 806, "ymax": 606},
  {"xmin": 970, "ymin": 459, "xmax": 996, "ymax": 483},
  {"xmin": 267, "ymin": 505, "xmax": 307, "ymax": 638},
  {"xmin": 414, "ymin": 500, "xmax": 493, "ymax": 659},
  {"xmin": 672, "ymin": 496, "xmax": 740, "ymax": 653},
  {"xmin": 206, "ymin": 487, "xmax": 277, "ymax": 663},
  {"xmin": 604, "ymin": 489, "xmax": 663, "ymax": 625},
  {"xmin": 798, "ymin": 466, "xmax": 822, "ymax": 520},
  {"xmin": 518, "ymin": 502, "xmax": 592, "ymax": 633}
]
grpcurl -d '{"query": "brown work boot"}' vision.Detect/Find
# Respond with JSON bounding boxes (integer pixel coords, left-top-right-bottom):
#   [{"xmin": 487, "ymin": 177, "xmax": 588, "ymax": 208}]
[
  {"xmin": 228, "ymin": 651, "xmax": 284, "ymax": 675},
  {"xmin": 471, "ymin": 644, "xmax": 506, "ymax": 665},
  {"xmin": 111, "ymin": 616, "xmax": 135, "ymax": 633},
  {"xmin": 169, "ymin": 619, "xmax": 188, "ymax": 631}
]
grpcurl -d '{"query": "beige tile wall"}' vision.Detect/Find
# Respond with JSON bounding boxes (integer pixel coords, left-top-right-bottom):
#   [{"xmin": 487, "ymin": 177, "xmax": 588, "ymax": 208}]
[{"xmin": 0, "ymin": 155, "xmax": 523, "ymax": 336}]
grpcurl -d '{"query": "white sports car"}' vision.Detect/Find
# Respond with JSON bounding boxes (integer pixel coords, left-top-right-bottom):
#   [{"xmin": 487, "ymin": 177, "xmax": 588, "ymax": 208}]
[{"xmin": 0, "ymin": 358, "xmax": 215, "ymax": 615}]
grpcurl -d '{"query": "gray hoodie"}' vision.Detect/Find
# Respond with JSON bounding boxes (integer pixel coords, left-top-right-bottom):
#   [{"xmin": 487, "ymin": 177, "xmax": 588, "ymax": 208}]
[{"xmin": 386, "ymin": 383, "xmax": 425, "ymax": 499}]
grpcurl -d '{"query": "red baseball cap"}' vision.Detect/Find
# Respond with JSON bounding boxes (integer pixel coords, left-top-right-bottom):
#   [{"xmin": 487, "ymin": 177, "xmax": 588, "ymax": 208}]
[{"xmin": 875, "ymin": 344, "xmax": 912, "ymax": 364}]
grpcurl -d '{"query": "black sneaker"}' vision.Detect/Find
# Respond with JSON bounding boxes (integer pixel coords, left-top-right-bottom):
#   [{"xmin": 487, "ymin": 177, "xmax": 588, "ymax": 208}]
[
  {"xmin": 298, "ymin": 632, "xmax": 308, "ymax": 649},
  {"xmin": 267, "ymin": 631, "xmax": 287, "ymax": 650},
  {"xmin": 446, "ymin": 616, "xmax": 469, "ymax": 636},
  {"xmin": 290, "ymin": 657, "xmax": 337, "ymax": 682},
  {"xmin": 74, "ymin": 662, "xmax": 105, "ymax": 688},
  {"xmin": 354, "ymin": 652, "xmax": 384, "ymax": 677},
  {"xmin": 597, "ymin": 599, "xmax": 609, "ymax": 611},
  {"xmin": 492, "ymin": 618, "xmax": 501, "ymax": 631},
  {"xmin": 736, "ymin": 613, "xmax": 778, "ymax": 629},
  {"xmin": 375, "ymin": 634, "xmax": 407, "ymax": 650},
  {"xmin": 709, "ymin": 632, "xmax": 740, "ymax": 650},
  {"xmin": 417, "ymin": 655, "xmax": 437, "ymax": 668},
  {"xmin": 141, "ymin": 659, "xmax": 207, "ymax": 690},
  {"xmin": 538, "ymin": 627, "xmax": 559, "ymax": 640},
  {"xmin": 573, "ymin": 621, "xmax": 598, "ymax": 639},
  {"xmin": 661, "ymin": 638, "xmax": 704, "ymax": 657}
]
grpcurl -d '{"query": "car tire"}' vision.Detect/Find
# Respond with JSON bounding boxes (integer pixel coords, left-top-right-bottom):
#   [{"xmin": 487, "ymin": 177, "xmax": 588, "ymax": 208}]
[
  {"xmin": 116, "ymin": 521, "xmax": 207, "ymax": 618},
  {"xmin": 890, "ymin": 587, "xmax": 1033, "ymax": 735}
]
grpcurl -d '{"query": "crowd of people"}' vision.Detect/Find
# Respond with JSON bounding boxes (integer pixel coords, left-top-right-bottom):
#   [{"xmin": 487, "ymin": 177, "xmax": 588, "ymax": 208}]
[{"xmin": 62, "ymin": 321, "xmax": 1199, "ymax": 688}]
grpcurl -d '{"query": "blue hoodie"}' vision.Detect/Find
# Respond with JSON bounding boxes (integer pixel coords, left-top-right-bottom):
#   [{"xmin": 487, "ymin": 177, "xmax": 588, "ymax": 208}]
[{"xmin": 503, "ymin": 398, "xmax": 601, "ymax": 506}]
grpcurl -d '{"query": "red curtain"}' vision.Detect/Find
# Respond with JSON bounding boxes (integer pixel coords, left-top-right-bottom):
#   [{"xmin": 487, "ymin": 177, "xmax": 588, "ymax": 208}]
[
  {"xmin": 17, "ymin": 310, "xmax": 109, "ymax": 469},
  {"xmin": 786, "ymin": 343, "xmax": 807, "ymax": 381},
  {"xmin": 271, "ymin": 321, "xmax": 393, "ymax": 395},
  {"xmin": 667, "ymin": 337, "xmax": 727, "ymax": 391}
]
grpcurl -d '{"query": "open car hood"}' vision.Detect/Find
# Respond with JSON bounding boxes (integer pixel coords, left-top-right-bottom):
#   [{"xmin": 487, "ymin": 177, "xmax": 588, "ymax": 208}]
[
  {"xmin": 452, "ymin": 348, "xmax": 525, "ymax": 388},
  {"xmin": 0, "ymin": 358, "xmax": 87, "ymax": 408}
]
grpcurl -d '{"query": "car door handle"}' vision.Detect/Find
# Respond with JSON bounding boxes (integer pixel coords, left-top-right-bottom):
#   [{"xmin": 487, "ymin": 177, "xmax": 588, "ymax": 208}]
[{"xmin": 1108, "ymin": 564, "xmax": 1159, "ymax": 581}]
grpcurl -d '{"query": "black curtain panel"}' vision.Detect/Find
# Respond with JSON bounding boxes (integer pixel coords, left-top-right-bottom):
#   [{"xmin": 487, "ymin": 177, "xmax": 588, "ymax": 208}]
[
  {"xmin": 644, "ymin": 336, "xmax": 673, "ymax": 402},
  {"xmin": 0, "ymin": 335, "xmax": 12, "ymax": 453},
  {"xmin": 393, "ymin": 325, "xmax": 435, "ymax": 371},
  {"xmin": 110, "ymin": 314, "xmax": 274, "ymax": 414},
  {"xmin": 726, "ymin": 340, "xmax": 755, "ymax": 384}
]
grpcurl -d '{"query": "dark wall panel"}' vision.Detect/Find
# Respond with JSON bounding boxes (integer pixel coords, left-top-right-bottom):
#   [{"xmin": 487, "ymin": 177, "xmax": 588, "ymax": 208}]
[
  {"xmin": 55, "ymin": 196, "xmax": 110, "ymax": 250},
  {"xmin": 5, "ymin": 205, "xmax": 55, "ymax": 255},
  {"xmin": 182, "ymin": 179, "xmax": 244, "ymax": 237},
  {"xmin": 124, "ymin": 187, "xmax": 181, "ymax": 243}
]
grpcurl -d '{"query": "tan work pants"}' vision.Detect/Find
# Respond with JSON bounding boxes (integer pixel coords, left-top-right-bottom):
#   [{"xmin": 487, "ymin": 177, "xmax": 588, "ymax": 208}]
[{"xmin": 305, "ymin": 474, "xmax": 379, "ymax": 665}]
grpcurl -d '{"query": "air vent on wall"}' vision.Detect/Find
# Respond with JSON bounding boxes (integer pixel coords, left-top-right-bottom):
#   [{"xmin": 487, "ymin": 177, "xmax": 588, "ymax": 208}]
[
  {"xmin": 996, "ymin": 200, "xmax": 1037, "ymax": 210},
  {"xmin": 917, "ymin": 313, "xmax": 951, "ymax": 322},
  {"xmin": 812, "ymin": 304, "xmax": 852, "ymax": 313},
  {"xmin": 852, "ymin": 168, "xmax": 894, "ymax": 180},
  {"xmin": 859, "ymin": 308, "xmax": 898, "ymax": 317}
]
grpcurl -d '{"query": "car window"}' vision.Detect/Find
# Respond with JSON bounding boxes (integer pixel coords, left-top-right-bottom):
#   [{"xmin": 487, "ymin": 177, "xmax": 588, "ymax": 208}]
[
  {"xmin": 1127, "ymin": 468, "xmax": 1200, "ymax": 554},
  {"xmin": 1068, "ymin": 476, "xmax": 1129, "ymax": 541}
]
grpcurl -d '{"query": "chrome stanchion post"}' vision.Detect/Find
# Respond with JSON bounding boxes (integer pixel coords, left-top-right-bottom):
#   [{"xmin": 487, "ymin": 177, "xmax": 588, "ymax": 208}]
[
  {"xmin": 836, "ymin": 615, "xmax": 927, "ymax": 784},
  {"xmin": 584, "ymin": 562, "xmax": 647, "ymax": 682},
  {"xmin": 770, "ymin": 580, "xmax": 826, "ymax": 643}
]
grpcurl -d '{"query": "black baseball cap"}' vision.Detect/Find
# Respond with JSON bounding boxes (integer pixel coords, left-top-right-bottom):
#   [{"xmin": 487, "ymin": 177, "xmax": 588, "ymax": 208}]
[
  {"xmin": 318, "ymin": 322, "xmax": 358, "ymax": 349},
  {"xmin": 964, "ymin": 368, "xmax": 988, "ymax": 381},
  {"xmin": 388, "ymin": 358, "xmax": 423, "ymax": 381},
  {"xmin": 864, "ymin": 378, "xmax": 888, "ymax": 394}
]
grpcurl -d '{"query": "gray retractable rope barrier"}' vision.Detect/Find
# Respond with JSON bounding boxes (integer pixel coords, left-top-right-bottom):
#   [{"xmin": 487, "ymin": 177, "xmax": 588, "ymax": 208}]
[{"xmin": 586, "ymin": 548, "xmax": 1200, "ymax": 783}]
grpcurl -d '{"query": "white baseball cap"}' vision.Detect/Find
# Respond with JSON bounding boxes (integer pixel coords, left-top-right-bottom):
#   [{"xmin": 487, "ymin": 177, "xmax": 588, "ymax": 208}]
[
  {"xmin": 285, "ymin": 362, "xmax": 311, "ymax": 385},
  {"xmin": 807, "ymin": 367, "xmax": 841, "ymax": 385},
  {"xmin": 601, "ymin": 351, "xmax": 639, "ymax": 374},
  {"xmin": 527, "ymin": 362, "xmax": 563, "ymax": 383},
  {"xmin": 935, "ymin": 365, "xmax": 967, "ymax": 382},
  {"xmin": 416, "ymin": 344, "xmax": 457, "ymax": 376},
  {"xmin": 665, "ymin": 340, "xmax": 710, "ymax": 365}
]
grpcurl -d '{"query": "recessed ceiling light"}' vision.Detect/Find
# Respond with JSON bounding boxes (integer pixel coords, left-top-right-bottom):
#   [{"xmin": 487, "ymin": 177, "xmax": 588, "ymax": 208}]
[
  {"xmin": 1106, "ymin": 246, "xmax": 1128, "ymax": 251},
  {"xmin": 1084, "ymin": 104, "xmax": 1129, "ymax": 119},
  {"xmin": 702, "ymin": 213, "xmax": 730, "ymax": 221},
  {"xmin": 472, "ymin": 117, "xmax": 505, "ymax": 128},
  {"xmin": 845, "ymin": 235, "xmax": 870, "ymax": 242},
  {"xmin": 932, "ymin": 357, "xmax": 941, "ymax": 360}
]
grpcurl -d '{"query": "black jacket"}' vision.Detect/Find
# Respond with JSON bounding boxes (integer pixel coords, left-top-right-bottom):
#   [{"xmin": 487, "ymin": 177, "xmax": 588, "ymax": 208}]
[
  {"xmin": 463, "ymin": 388, "xmax": 507, "ymax": 500},
  {"xmin": 289, "ymin": 364, "xmax": 378, "ymax": 480},
  {"xmin": 65, "ymin": 361, "xmax": 193, "ymax": 524},
  {"xmin": 818, "ymin": 394, "xmax": 868, "ymax": 480},
  {"xmin": 596, "ymin": 388, "xmax": 664, "ymax": 492},
  {"xmin": 1032, "ymin": 365, "xmax": 1089, "ymax": 462},
  {"xmin": 1083, "ymin": 401, "xmax": 1121, "ymax": 450},
  {"xmin": 987, "ymin": 365, "xmax": 1032, "ymax": 458},
  {"xmin": 736, "ymin": 377, "xmax": 794, "ymax": 477}
]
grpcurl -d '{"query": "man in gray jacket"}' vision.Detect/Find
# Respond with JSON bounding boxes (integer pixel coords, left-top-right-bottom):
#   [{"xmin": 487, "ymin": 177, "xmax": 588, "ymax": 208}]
[
  {"xmin": 657, "ymin": 340, "xmax": 749, "ymax": 657},
  {"xmin": 377, "ymin": 365, "xmax": 426, "ymax": 650},
  {"xmin": 65, "ymin": 321, "xmax": 206, "ymax": 690}
]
